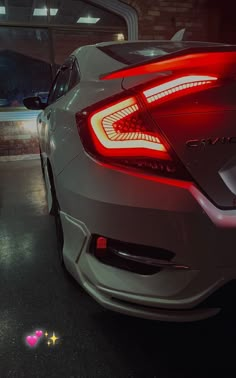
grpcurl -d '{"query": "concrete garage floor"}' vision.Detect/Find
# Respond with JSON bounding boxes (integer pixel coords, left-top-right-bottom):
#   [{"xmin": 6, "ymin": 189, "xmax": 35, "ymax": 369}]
[{"xmin": 0, "ymin": 159, "xmax": 236, "ymax": 378}]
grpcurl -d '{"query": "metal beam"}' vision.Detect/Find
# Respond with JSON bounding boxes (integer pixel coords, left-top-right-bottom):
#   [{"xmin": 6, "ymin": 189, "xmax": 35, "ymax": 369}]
[
  {"xmin": 0, "ymin": 20, "xmax": 127, "ymax": 33},
  {"xmin": 5, "ymin": 0, "xmax": 8, "ymax": 21},
  {"xmin": 88, "ymin": 0, "xmax": 139, "ymax": 40},
  {"xmin": 30, "ymin": 0, "xmax": 37, "ymax": 22}
]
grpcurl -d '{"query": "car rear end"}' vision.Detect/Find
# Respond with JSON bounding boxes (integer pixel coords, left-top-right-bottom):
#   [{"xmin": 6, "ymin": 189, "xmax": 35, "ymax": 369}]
[{"xmin": 59, "ymin": 41, "xmax": 236, "ymax": 321}]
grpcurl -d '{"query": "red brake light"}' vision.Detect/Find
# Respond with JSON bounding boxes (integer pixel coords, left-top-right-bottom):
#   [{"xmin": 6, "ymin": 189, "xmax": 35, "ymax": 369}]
[
  {"xmin": 143, "ymin": 75, "xmax": 218, "ymax": 104},
  {"xmin": 100, "ymin": 51, "xmax": 236, "ymax": 80},
  {"xmin": 77, "ymin": 92, "xmax": 192, "ymax": 180},
  {"xmin": 89, "ymin": 96, "xmax": 170, "ymax": 159},
  {"xmin": 77, "ymin": 74, "xmax": 210, "ymax": 180}
]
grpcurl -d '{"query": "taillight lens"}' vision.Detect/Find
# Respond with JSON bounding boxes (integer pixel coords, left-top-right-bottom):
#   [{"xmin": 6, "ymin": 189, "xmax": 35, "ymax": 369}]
[
  {"xmin": 89, "ymin": 96, "xmax": 169, "ymax": 160},
  {"xmin": 100, "ymin": 51, "xmax": 236, "ymax": 81},
  {"xmin": 143, "ymin": 75, "xmax": 218, "ymax": 104},
  {"xmin": 76, "ymin": 92, "xmax": 192, "ymax": 180}
]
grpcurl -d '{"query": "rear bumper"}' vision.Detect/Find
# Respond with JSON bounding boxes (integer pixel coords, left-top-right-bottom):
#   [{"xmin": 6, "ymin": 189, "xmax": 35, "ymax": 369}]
[
  {"xmin": 59, "ymin": 208, "xmax": 236, "ymax": 321},
  {"xmin": 56, "ymin": 154, "xmax": 236, "ymax": 321},
  {"xmin": 81, "ymin": 273, "xmax": 221, "ymax": 322}
]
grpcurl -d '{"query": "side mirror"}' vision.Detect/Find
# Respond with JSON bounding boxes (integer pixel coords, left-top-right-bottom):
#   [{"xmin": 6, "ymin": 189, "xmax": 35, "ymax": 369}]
[{"xmin": 23, "ymin": 97, "xmax": 46, "ymax": 110}]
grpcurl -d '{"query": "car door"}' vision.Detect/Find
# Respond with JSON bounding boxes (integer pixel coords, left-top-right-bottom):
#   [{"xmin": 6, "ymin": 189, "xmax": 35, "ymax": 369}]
[
  {"xmin": 40, "ymin": 58, "xmax": 73, "ymax": 164},
  {"xmin": 45, "ymin": 57, "xmax": 82, "ymax": 176}
]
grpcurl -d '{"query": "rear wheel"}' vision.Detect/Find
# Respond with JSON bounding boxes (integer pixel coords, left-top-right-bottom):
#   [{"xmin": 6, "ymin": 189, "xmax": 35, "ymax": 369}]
[
  {"xmin": 54, "ymin": 194, "xmax": 64, "ymax": 266},
  {"xmin": 46, "ymin": 161, "xmax": 65, "ymax": 266},
  {"xmin": 39, "ymin": 148, "xmax": 45, "ymax": 179}
]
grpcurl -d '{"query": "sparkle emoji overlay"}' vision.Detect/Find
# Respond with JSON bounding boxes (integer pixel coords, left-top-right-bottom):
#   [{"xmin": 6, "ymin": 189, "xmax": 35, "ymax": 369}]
[
  {"xmin": 25, "ymin": 329, "xmax": 60, "ymax": 348},
  {"xmin": 49, "ymin": 332, "xmax": 59, "ymax": 345},
  {"xmin": 45, "ymin": 331, "xmax": 60, "ymax": 347}
]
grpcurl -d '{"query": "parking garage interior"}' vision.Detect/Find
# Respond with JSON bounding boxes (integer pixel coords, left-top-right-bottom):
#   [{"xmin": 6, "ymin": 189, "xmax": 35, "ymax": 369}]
[{"xmin": 1, "ymin": 0, "xmax": 236, "ymax": 377}]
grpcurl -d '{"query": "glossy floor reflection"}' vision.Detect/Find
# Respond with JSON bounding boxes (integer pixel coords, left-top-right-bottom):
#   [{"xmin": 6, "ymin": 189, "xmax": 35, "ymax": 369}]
[{"xmin": 0, "ymin": 159, "xmax": 235, "ymax": 378}]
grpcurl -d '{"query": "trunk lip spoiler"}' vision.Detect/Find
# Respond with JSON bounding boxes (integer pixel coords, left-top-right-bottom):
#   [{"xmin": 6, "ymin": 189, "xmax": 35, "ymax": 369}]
[{"xmin": 100, "ymin": 45, "xmax": 236, "ymax": 81}]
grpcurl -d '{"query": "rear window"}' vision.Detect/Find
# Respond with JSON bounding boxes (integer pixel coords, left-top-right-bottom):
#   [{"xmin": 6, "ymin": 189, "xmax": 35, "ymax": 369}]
[
  {"xmin": 97, "ymin": 41, "xmax": 221, "ymax": 66},
  {"xmin": 97, "ymin": 42, "xmax": 187, "ymax": 65}
]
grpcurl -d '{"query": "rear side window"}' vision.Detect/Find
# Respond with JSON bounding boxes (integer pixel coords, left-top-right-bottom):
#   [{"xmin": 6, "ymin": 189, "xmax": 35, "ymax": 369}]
[
  {"xmin": 68, "ymin": 62, "xmax": 80, "ymax": 91},
  {"xmin": 48, "ymin": 67, "xmax": 71, "ymax": 104},
  {"xmin": 52, "ymin": 68, "xmax": 71, "ymax": 101}
]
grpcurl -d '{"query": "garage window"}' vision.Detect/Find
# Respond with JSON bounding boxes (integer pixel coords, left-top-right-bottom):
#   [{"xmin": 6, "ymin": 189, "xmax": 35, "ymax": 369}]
[{"xmin": 0, "ymin": 0, "xmax": 128, "ymax": 109}]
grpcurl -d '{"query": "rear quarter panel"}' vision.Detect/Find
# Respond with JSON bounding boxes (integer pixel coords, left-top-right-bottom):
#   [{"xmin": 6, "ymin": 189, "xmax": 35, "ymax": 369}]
[{"xmin": 45, "ymin": 79, "xmax": 123, "ymax": 177}]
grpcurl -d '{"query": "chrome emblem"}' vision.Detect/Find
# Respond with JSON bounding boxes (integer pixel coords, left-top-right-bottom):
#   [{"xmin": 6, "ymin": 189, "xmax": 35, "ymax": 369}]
[{"xmin": 186, "ymin": 137, "xmax": 236, "ymax": 148}]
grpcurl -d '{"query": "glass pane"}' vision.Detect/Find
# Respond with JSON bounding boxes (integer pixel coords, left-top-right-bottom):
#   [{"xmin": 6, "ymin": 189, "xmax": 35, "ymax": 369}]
[
  {"xmin": 0, "ymin": 0, "xmax": 127, "ymax": 29},
  {"xmin": 51, "ymin": 68, "xmax": 71, "ymax": 102},
  {"xmin": 2, "ymin": 0, "xmax": 48, "ymax": 24},
  {"xmin": 49, "ymin": 0, "xmax": 126, "ymax": 28},
  {"xmin": 51, "ymin": 0, "xmax": 127, "ymax": 65},
  {"xmin": 97, "ymin": 41, "xmax": 212, "ymax": 65},
  {"xmin": 0, "ymin": 27, "xmax": 52, "ymax": 108},
  {"xmin": 53, "ymin": 29, "xmax": 127, "ymax": 65},
  {"xmin": 69, "ymin": 63, "xmax": 80, "ymax": 90}
]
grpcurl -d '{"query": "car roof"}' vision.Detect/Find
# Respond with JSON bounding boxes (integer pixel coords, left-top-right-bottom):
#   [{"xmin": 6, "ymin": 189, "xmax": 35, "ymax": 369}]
[
  {"xmin": 74, "ymin": 39, "xmax": 231, "ymax": 53},
  {"xmin": 71, "ymin": 40, "xmax": 234, "ymax": 80}
]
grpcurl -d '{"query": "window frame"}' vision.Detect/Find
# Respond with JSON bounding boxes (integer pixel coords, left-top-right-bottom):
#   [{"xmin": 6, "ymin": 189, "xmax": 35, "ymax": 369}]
[
  {"xmin": 68, "ymin": 57, "xmax": 81, "ymax": 91},
  {"xmin": 47, "ymin": 56, "xmax": 80, "ymax": 106}
]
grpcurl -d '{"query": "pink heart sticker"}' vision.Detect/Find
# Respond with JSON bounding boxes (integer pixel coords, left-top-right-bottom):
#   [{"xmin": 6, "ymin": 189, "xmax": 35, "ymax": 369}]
[
  {"xmin": 26, "ymin": 335, "xmax": 38, "ymax": 347},
  {"xmin": 35, "ymin": 330, "xmax": 43, "ymax": 338}
]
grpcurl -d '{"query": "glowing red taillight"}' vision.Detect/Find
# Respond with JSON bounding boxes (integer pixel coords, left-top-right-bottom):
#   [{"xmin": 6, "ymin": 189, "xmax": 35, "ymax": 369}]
[
  {"xmin": 89, "ymin": 96, "xmax": 170, "ymax": 160},
  {"xmin": 143, "ymin": 75, "xmax": 218, "ymax": 104},
  {"xmin": 100, "ymin": 51, "xmax": 236, "ymax": 81},
  {"xmin": 77, "ymin": 75, "xmax": 212, "ymax": 180}
]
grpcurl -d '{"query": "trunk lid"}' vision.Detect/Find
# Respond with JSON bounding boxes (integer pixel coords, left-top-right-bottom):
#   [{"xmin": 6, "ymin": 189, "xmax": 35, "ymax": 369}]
[
  {"xmin": 102, "ymin": 44, "xmax": 236, "ymax": 208},
  {"xmin": 148, "ymin": 86, "xmax": 236, "ymax": 208}
]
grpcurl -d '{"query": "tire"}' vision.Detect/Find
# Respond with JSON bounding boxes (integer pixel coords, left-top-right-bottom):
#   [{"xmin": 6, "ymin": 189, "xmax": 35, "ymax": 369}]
[
  {"xmin": 39, "ymin": 148, "xmax": 45, "ymax": 179},
  {"xmin": 48, "ymin": 165, "xmax": 65, "ymax": 267},
  {"xmin": 45, "ymin": 164, "xmax": 54, "ymax": 216},
  {"xmin": 54, "ymin": 195, "xmax": 65, "ymax": 266}
]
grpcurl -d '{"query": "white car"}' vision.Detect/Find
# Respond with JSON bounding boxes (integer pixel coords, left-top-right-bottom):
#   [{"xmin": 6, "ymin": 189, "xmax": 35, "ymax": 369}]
[{"xmin": 24, "ymin": 41, "xmax": 236, "ymax": 322}]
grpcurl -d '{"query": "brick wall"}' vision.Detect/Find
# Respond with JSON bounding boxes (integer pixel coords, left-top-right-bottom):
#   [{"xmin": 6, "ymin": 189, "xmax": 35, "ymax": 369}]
[
  {"xmin": 122, "ymin": 0, "xmax": 209, "ymax": 41},
  {"xmin": 0, "ymin": 119, "xmax": 39, "ymax": 157}
]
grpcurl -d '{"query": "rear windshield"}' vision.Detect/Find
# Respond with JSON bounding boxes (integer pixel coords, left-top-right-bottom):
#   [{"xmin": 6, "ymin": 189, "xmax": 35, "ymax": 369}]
[
  {"xmin": 97, "ymin": 42, "xmax": 188, "ymax": 65},
  {"xmin": 97, "ymin": 41, "xmax": 219, "ymax": 66}
]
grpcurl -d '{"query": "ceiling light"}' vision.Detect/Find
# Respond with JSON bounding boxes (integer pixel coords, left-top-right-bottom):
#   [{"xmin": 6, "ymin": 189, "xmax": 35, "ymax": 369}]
[
  {"xmin": 117, "ymin": 33, "xmax": 125, "ymax": 41},
  {"xmin": 77, "ymin": 17, "xmax": 100, "ymax": 24},
  {"xmin": 0, "ymin": 6, "xmax": 6, "ymax": 15},
  {"xmin": 33, "ymin": 8, "xmax": 58, "ymax": 16},
  {"xmin": 49, "ymin": 8, "xmax": 58, "ymax": 16}
]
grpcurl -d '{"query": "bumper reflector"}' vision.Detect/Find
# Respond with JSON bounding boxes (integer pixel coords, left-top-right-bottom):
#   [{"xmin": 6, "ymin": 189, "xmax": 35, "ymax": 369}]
[
  {"xmin": 96, "ymin": 236, "xmax": 107, "ymax": 257},
  {"xmin": 92, "ymin": 235, "xmax": 189, "ymax": 275}
]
